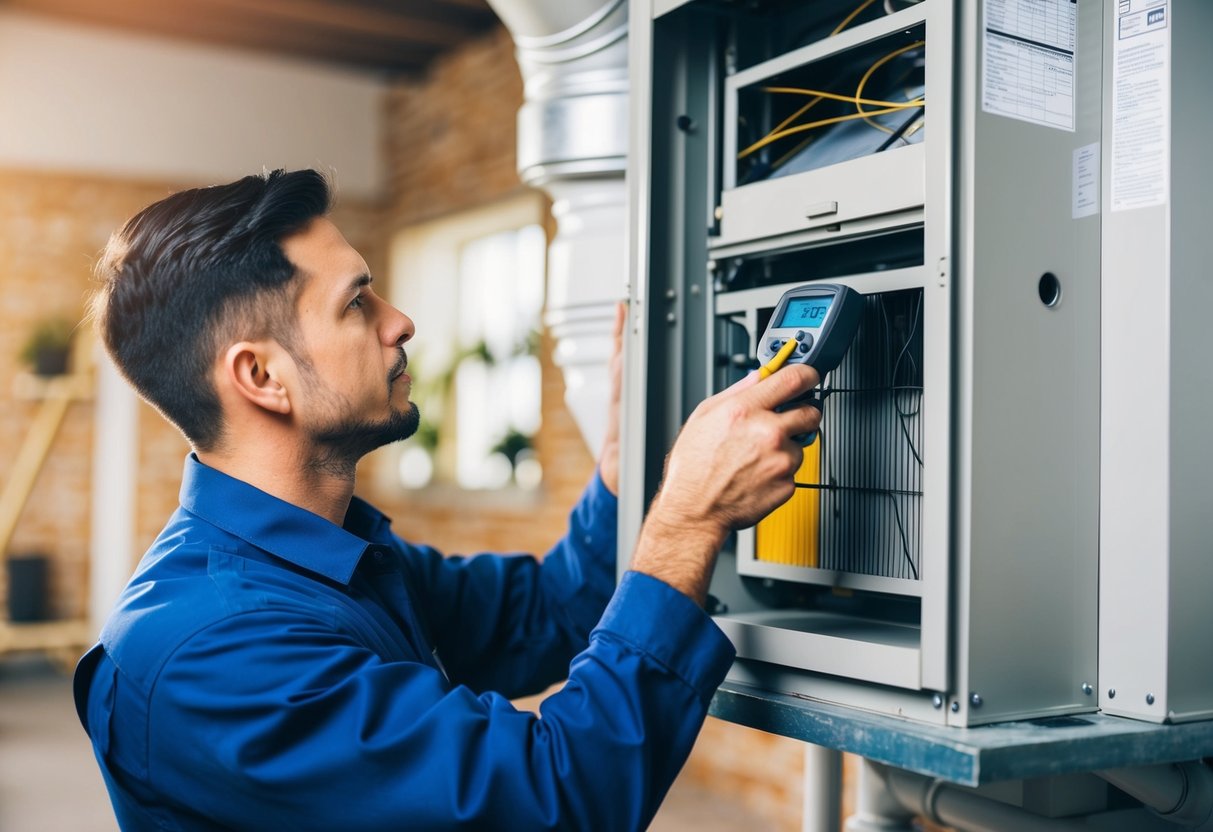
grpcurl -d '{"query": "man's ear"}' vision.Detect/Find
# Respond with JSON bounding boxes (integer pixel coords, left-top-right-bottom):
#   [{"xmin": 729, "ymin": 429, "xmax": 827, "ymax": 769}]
[{"xmin": 222, "ymin": 341, "xmax": 293, "ymax": 415}]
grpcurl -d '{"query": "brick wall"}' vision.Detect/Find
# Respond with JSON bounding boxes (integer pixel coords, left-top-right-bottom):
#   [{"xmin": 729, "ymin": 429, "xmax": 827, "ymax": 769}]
[
  {"xmin": 354, "ymin": 25, "xmax": 597, "ymax": 557},
  {"xmin": 0, "ymin": 170, "xmax": 174, "ymax": 618}
]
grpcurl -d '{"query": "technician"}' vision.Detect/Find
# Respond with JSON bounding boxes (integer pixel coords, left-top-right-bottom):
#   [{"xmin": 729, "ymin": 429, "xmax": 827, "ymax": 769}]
[{"xmin": 74, "ymin": 169, "xmax": 821, "ymax": 831}]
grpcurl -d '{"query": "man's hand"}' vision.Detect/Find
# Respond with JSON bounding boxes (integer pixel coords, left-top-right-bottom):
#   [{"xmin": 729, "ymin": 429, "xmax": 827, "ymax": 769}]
[
  {"xmin": 630, "ymin": 364, "xmax": 821, "ymax": 606},
  {"xmin": 597, "ymin": 302, "xmax": 625, "ymax": 496}
]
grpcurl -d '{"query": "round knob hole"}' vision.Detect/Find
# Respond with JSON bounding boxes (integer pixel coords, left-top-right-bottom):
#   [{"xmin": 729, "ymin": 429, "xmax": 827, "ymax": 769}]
[{"xmin": 1039, "ymin": 272, "xmax": 1062, "ymax": 308}]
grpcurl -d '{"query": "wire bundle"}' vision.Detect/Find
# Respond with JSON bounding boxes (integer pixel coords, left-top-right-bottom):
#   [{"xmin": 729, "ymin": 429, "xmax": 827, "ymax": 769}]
[{"xmin": 738, "ymin": 0, "xmax": 926, "ymax": 176}]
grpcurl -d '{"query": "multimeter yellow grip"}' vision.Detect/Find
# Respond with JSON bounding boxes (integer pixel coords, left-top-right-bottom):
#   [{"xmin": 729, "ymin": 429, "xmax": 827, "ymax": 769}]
[{"xmin": 759, "ymin": 336, "xmax": 799, "ymax": 380}]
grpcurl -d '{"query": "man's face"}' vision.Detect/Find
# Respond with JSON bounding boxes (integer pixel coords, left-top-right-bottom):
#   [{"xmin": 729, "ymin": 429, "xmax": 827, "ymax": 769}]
[{"xmin": 281, "ymin": 217, "xmax": 419, "ymax": 466}]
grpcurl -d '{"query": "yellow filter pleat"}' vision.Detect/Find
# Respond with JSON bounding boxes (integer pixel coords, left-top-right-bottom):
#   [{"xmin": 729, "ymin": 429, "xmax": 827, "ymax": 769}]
[{"xmin": 755, "ymin": 439, "xmax": 821, "ymax": 566}]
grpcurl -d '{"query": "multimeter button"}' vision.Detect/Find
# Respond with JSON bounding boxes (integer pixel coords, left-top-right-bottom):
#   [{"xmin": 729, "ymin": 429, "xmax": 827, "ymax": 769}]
[
  {"xmin": 795, "ymin": 330, "xmax": 806, "ymax": 342},
  {"xmin": 798, "ymin": 335, "xmax": 813, "ymax": 353},
  {"xmin": 769, "ymin": 339, "xmax": 783, "ymax": 352}
]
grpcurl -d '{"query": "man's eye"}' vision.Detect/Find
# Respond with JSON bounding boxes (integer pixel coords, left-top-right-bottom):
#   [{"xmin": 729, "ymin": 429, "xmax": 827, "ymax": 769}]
[{"xmin": 348, "ymin": 295, "xmax": 365, "ymax": 311}]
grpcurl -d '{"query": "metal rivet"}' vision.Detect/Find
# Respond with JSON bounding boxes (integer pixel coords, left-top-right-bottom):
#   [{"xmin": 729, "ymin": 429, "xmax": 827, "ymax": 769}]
[
  {"xmin": 932, "ymin": 694, "xmax": 943, "ymax": 709},
  {"xmin": 970, "ymin": 692, "xmax": 983, "ymax": 708},
  {"xmin": 689, "ymin": 284, "xmax": 701, "ymax": 296},
  {"xmin": 665, "ymin": 288, "xmax": 677, "ymax": 300},
  {"xmin": 1146, "ymin": 693, "xmax": 1155, "ymax": 705},
  {"xmin": 950, "ymin": 701, "xmax": 960, "ymax": 713},
  {"xmin": 666, "ymin": 312, "xmax": 677, "ymax": 324},
  {"xmin": 1081, "ymin": 683, "xmax": 1093, "ymax": 696},
  {"xmin": 1108, "ymin": 689, "xmax": 1117, "ymax": 699}
]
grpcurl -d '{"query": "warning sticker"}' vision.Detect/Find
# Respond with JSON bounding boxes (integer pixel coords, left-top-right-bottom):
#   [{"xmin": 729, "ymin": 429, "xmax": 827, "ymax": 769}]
[
  {"xmin": 982, "ymin": 0, "xmax": 1077, "ymax": 132},
  {"xmin": 1111, "ymin": 0, "xmax": 1169, "ymax": 212},
  {"xmin": 1072, "ymin": 142, "xmax": 1099, "ymax": 219}
]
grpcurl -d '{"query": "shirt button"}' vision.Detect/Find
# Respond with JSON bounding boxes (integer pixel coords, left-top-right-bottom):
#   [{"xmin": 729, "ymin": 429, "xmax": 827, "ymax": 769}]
[{"xmin": 372, "ymin": 549, "xmax": 386, "ymax": 562}]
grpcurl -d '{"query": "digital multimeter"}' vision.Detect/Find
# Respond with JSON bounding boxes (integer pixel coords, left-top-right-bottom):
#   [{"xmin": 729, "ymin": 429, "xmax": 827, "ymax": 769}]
[{"xmin": 756, "ymin": 283, "xmax": 864, "ymax": 443}]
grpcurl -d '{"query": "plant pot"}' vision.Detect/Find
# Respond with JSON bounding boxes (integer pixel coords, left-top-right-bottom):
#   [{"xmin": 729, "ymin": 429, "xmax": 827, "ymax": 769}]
[
  {"xmin": 7, "ymin": 554, "xmax": 49, "ymax": 622},
  {"xmin": 31, "ymin": 347, "xmax": 70, "ymax": 377}
]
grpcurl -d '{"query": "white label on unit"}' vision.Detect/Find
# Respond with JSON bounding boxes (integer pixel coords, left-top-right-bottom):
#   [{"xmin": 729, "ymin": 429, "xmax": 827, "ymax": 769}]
[
  {"xmin": 1111, "ymin": 0, "xmax": 1170, "ymax": 212},
  {"xmin": 982, "ymin": 0, "xmax": 1077, "ymax": 132},
  {"xmin": 1072, "ymin": 142, "xmax": 1099, "ymax": 218}
]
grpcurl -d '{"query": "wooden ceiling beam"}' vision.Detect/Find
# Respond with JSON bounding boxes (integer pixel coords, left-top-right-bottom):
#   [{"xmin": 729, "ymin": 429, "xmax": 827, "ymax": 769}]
[
  {"xmin": 4, "ymin": 0, "xmax": 499, "ymax": 75},
  {"xmin": 4, "ymin": 0, "xmax": 437, "ymax": 74},
  {"xmin": 197, "ymin": 0, "xmax": 486, "ymax": 48}
]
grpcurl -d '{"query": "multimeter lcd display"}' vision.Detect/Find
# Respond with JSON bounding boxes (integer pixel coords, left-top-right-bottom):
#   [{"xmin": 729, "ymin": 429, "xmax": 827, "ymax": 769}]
[{"xmin": 778, "ymin": 296, "xmax": 833, "ymax": 328}]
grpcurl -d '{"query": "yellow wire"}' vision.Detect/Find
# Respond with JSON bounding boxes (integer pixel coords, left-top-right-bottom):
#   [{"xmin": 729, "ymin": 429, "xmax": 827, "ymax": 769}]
[
  {"xmin": 759, "ymin": 337, "xmax": 800, "ymax": 380},
  {"xmin": 855, "ymin": 40, "xmax": 925, "ymax": 134},
  {"xmin": 831, "ymin": 0, "xmax": 878, "ymax": 35},
  {"xmin": 738, "ymin": 0, "xmax": 875, "ymax": 162},
  {"xmin": 762, "ymin": 86, "xmax": 923, "ymax": 109},
  {"xmin": 772, "ymin": 135, "xmax": 815, "ymax": 171},
  {"xmin": 739, "ymin": 105, "xmax": 921, "ymax": 160}
]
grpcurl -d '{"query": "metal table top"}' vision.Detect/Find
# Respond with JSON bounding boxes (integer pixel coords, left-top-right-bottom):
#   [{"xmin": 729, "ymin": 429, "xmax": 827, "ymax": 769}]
[{"xmin": 711, "ymin": 682, "xmax": 1213, "ymax": 787}]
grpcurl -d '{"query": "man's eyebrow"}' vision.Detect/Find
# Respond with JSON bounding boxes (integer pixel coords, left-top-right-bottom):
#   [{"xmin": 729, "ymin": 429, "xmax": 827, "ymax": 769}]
[{"xmin": 345, "ymin": 273, "xmax": 373, "ymax": 293}]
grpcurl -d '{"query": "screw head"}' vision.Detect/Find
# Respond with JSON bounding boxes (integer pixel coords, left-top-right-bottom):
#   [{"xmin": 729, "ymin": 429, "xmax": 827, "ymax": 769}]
[
  {"xmin": 950, "ymin": 701, "xmax": 960, "ymax": 713},
  {"xmin": 1108, "ymin": 688, "xmax": 1117, "ymax": 699},
  {"xmin": 1146, "ymin": 693, "xmax": 1155, "ymax": 705},
  {"xmin": 1081, "ymin": 683, "xmax": 1093, "ymax": 696},
  {"xmin": 970, "ymin": 692, "xmax": 983, "ymax": 708},
  {"xmin": 932, "ymin": 694, "xmax": 944, "ymax": 709}
]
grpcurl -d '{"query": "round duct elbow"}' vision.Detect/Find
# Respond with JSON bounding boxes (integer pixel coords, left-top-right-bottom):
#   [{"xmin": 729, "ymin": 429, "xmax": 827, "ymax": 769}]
[{"xmin": 487, "ymin": 0, "xmax": 629, "ymax": 185}]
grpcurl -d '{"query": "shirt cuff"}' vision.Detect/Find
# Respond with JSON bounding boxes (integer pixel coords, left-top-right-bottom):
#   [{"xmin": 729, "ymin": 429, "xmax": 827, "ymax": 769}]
[
  {"xmin": 569, "ymin": 470, "xmax": 618, "ymax": 560},
  {"xmin": 592, "ymin": 571, "xmax": 736, "ymax": 705}
]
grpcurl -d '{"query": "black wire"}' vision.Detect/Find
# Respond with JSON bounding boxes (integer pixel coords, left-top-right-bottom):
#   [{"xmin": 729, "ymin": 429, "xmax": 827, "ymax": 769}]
[
  {"xmin": 879, "ymin": 294, "xmax": 925, "ymax": 470},
  {"xmin": 889, "ymin": 293, "xmax": 922, "ymax": 417},
  {"xmin": 820, "ymin": 385, "xmax": 923, "ymax": 394},
  {"xmin": 876, "ymin": 107, "xmax": 924, "ymax": 152},
  {"xmin": 794, "ymin": 483, "xmax": 922, "ymax": 497},
  {"xmin": 896, "ymin": 409, "xmax": 924, "ymax": 467},
  {"xmin": 886, "ymin": 492, "xmax": 919, "ymax": 580},
  {"xmin": 792, "ymin": 483, "xmax": 920, "ymax": 580}
]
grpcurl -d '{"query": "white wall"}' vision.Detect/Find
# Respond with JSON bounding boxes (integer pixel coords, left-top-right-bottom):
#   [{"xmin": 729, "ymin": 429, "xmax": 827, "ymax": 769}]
[{"xmin": 0, "ymin": 9, "xmax": 385, "ymax": 198}]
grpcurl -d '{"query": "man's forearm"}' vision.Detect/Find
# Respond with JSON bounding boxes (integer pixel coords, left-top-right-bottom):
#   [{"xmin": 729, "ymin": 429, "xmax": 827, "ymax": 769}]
[{"xmin": 629, "ymin": 498, "xmax": 727, "ymax": 608}]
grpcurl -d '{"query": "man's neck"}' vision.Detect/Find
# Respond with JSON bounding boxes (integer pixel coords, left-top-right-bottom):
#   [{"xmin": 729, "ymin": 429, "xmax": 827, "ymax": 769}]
[{"xmin": 196, "ymin": 444, "xmax": 357, "ymax": 527}]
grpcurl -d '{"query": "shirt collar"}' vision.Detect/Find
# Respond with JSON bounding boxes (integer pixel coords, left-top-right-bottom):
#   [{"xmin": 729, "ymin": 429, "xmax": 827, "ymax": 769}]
[{"xmin": 178, "ymin": 454, "xmax": 395, "ymax": 586}]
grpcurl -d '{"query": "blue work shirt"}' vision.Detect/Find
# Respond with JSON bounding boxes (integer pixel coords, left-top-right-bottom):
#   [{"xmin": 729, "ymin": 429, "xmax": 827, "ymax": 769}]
[{"xmin": 74, "ymin": 455, "xmax": 735, "ymax": 831}]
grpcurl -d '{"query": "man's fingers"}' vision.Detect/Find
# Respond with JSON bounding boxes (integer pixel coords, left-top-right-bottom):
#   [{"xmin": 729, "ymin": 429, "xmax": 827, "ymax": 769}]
[
  {"xmin": 775, "ymin": 400, "xmax": 822, "ymax": 437},
  {"xmin": 718, "ymin": 369, "xmax": 761, "ymax": 397},
  {"xmin": 612, "ymin": 301, "xmax": 626, "ymax": 345},
  {"xmin": 741, "ymin": 364, "xmax": 820, "ymax": 411}
]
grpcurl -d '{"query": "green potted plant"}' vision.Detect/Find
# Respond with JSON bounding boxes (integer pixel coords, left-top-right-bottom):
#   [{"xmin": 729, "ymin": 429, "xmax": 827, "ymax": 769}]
[{"xmin": 19, "ymin": 317, "xmax": 75, "ymax": 377}]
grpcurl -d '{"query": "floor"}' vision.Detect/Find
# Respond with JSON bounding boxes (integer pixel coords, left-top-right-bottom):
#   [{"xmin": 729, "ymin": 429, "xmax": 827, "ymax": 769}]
[{"xmin": 0, "ymin": 654, "xmax": 769, "ymax": 831}]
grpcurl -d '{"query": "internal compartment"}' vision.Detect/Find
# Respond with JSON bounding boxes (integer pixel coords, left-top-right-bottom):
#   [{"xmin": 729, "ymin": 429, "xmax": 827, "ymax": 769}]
[
  {"xmin": 715, "ymin": 279, "xmax": 926, "ymax": 591},
  {"xmin": 733, "ymin": 22, "xmax": 926, "ymax": 188}
]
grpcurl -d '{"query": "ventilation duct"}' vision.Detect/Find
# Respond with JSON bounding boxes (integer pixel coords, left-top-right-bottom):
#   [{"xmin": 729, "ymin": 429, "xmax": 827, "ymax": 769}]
[{"xmin": 484, "ymin": 0, "xmax": 628, "ymax": 452}]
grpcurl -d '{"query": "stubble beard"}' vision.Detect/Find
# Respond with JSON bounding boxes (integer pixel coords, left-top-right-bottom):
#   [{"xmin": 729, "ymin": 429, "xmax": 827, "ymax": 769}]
[{"xmin": 303, "ymin": 363, "xmax": 420, "ymax": 479}]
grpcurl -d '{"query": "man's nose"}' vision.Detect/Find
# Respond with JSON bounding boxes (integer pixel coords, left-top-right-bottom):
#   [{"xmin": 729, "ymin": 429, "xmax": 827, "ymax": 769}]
[{"xmin": 385, "ymin": 304, "xmax": 414, "ymax": 347}]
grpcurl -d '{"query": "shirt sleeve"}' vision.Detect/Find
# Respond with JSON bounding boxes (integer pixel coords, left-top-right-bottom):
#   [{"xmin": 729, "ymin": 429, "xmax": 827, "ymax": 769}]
[
  {"xmin": 146, "ymin": 571, "xmax": 736, "ymax": 832},
  {"xmin": 396, "ymin": 471, "xmax": 618, "ymax": 697}
]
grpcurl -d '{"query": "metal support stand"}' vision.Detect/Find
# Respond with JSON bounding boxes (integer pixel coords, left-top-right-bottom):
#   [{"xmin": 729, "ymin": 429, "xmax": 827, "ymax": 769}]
[
  {"xmin": 803, "ymin": 744, "xmax": 842, "ymax": 832},
  {"xmin": 844, "ymin": 758, "xmax": 915, "ymax": 832}
]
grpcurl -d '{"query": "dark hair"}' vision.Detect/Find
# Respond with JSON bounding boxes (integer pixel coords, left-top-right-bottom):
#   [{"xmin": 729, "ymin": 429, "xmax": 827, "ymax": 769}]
[{"xmin": 91, "ymin": 169, "xmax": 331, "ymax": 451}]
